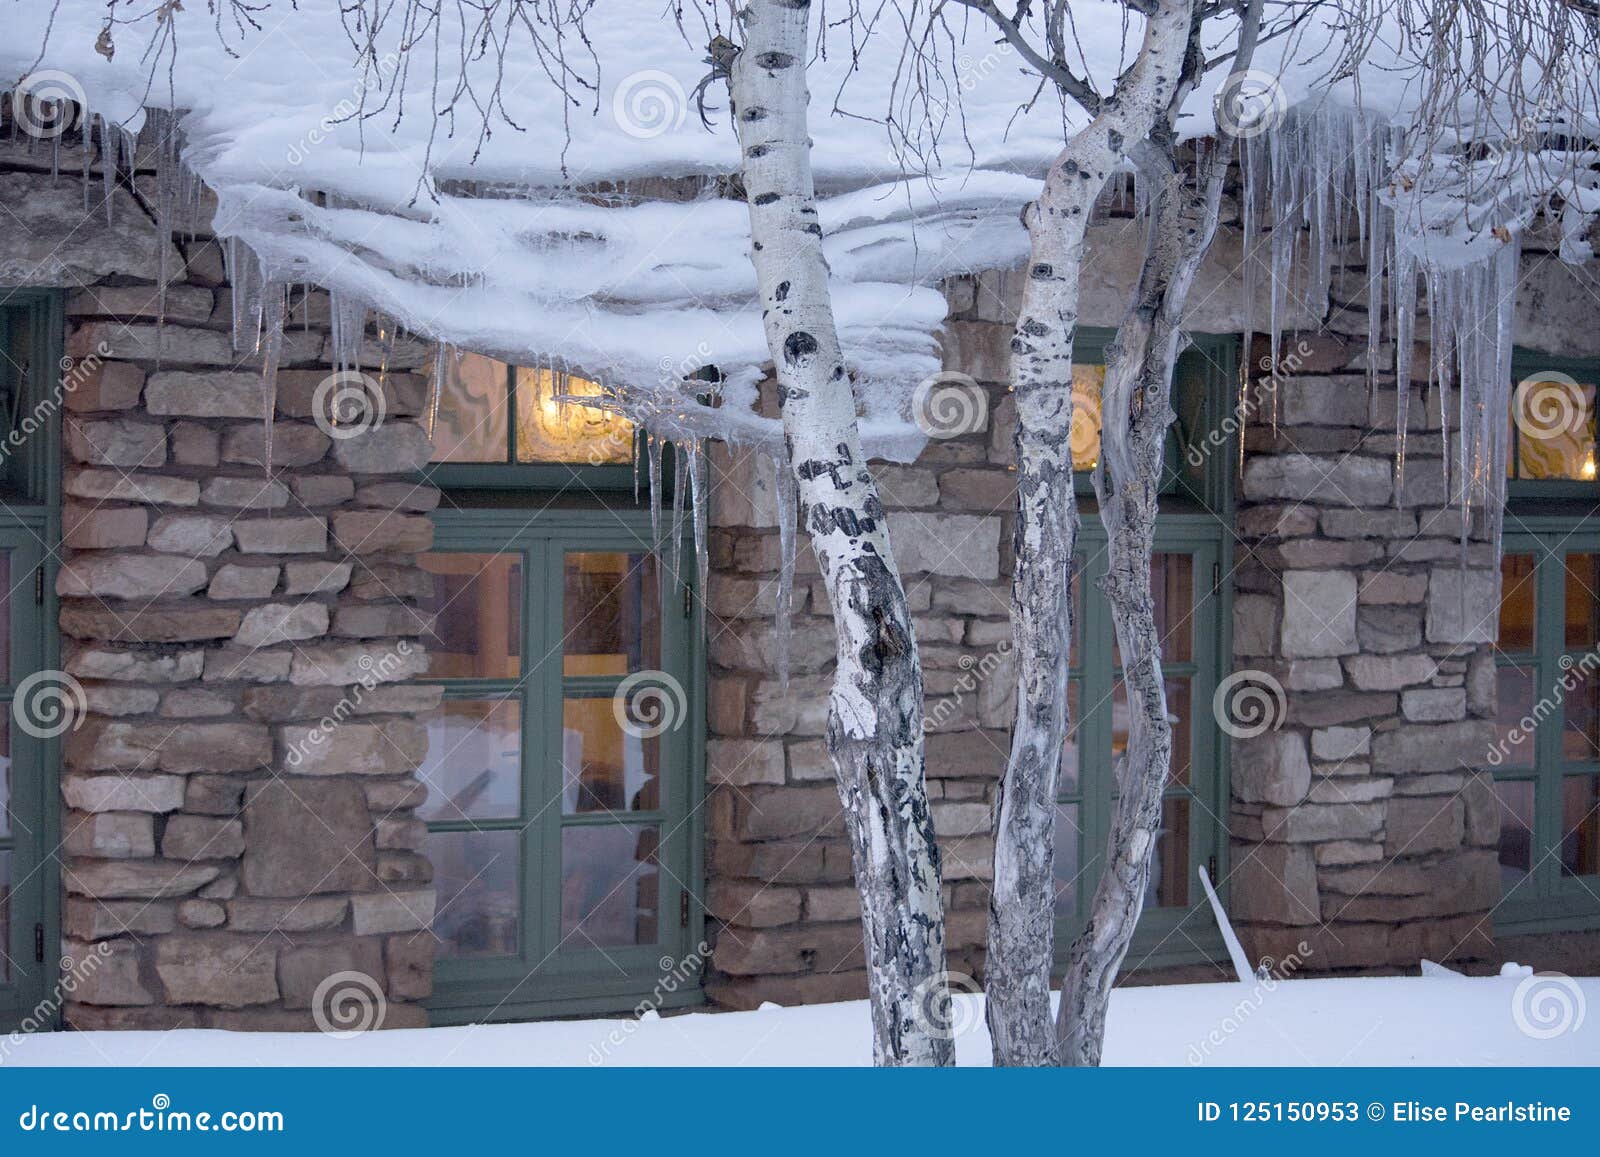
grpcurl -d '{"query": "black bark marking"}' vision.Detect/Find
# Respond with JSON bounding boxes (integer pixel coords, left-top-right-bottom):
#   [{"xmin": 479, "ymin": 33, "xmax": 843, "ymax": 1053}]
[
  {"xmin": 1030, "ymin": 263, "xmax": 1053, "ymax": 278},
  {"xmin": 775, "ymin": 280, "xmax": 790, "ymax": 302},
  {"xmin": 755, "ymin": 51, "xmax": 796, "ymax": 69},
  {"xmin": 783, "ymin": 330, "xmax": 819, "ymax": 365},
  {"xmin": 752, "ymin": 191, "xmax": 780, "ymax": 205},
  {"xmin": 741, "ymin": 106, "xmax": 769, "ymax": 122}
]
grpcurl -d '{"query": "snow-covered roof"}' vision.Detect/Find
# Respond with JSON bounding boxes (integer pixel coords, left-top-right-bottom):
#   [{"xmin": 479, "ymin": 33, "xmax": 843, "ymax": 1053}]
[{"xmin": 2, "ymin": 2, "xmax": 1594, "ymax": 456}]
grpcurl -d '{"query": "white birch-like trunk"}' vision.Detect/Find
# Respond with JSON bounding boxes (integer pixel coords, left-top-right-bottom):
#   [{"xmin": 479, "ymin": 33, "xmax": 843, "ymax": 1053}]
[
  {"xmin": 1056, "ymin": 121, "xmax": 1238, "ymax": 1076},
  {"xmin": 986, "ymin": 0, "xmax": 1193, "ymax": 1068},
  {"xmin": 726, "ymin": 0, "xmax": 953, "ymax": 1067}
]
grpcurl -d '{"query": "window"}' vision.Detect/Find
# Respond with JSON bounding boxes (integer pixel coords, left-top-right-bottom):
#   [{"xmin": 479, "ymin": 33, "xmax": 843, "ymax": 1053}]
[
  {"xmin": 1051, "ymin": 332, "xmax": 1236, "ymax": 969},
  {"xmin": 418, "ymin": 346, "xmax": 702, "ymax": 1024},
  {"xmin": 1509, "ymin": 368, "xmax": 1597, "ymax": 483}
]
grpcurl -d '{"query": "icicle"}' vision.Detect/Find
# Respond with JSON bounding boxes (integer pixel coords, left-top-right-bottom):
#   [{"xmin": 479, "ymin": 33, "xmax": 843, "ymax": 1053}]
[
  {"xmin": 774, "ymin": 453, "xmax": 799, "ymax": 691},
  {"xmin": 1238, "ymin": 134, "xmax": 1259, "ymax": 477},
  {"xmin": 688, "ymin": 439, "xmax": 709, "ymax": 615},
  {"xmin": 647, "ymin": 436, "xmax": 666, "ymax": 613},
  {"xmin": 99, "ymin": 115, "xmax": 116, "ymax": 225},
  {"xmin": 1391, "ymin": 240, "xmax": 1417, "ymax": 504},
  {"xmin": 328, "ymin": 290, "xmax": 367, "ymax": 373},
  {"xmin": 259, "ymin": 283, "xmax": 287, "ymax": 478},
  {"xmin": 428, "ymin": 342, "xmax": 448, "ymax": 439},
  {"xmin": 669, "ymin": 442, "xmax": 688, "ymax": 596},
  {"xmin": 632, "ymin": 426, "xmax": 642, "ymax": 503}
]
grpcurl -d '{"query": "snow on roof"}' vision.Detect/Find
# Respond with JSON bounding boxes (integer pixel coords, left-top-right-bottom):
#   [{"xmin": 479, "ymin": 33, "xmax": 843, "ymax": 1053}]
[{"xmin": 0, "ymin": 2, "xmax": 1588, "ymax": 456}]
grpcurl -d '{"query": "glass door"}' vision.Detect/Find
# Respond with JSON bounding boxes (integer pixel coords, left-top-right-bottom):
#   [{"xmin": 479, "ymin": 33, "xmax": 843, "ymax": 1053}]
[{"xmin": 420, "ymin": 511, "xmax": 702, "ymax": 1023}]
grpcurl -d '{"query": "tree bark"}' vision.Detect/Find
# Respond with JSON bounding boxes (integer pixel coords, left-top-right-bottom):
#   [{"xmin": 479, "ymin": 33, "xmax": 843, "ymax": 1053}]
[
  {"xmin": 986, "ymin": 0, "xmax": 1194, "ymax": 1068},
  {"xmin": 1056, "ymin": 4, "xmax": 1258, "ymax": 1066},
  {"xmin": 725, "ymin": 0, "xmax": 953, "ymax": 1067}
]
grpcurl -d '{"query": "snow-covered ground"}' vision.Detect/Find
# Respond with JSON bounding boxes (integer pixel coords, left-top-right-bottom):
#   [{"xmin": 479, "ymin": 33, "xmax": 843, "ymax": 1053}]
[{"xmin": 8, "ymin": 973, "xmax": 1596, "ymax": 1067}]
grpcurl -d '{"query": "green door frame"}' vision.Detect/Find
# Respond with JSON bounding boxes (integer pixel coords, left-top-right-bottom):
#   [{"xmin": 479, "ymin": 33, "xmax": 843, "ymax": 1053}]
[
  {"xmin": 0, "ymin": 288, "xmax": 63, "ymax": 1034},
  {"xmin": 424, "ymin": 506, "xmax": 706, "ymax": 1024}
]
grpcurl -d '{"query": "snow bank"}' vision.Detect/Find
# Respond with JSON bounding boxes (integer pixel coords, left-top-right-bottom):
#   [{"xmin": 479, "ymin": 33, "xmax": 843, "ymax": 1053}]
[{"xmin": 7, "ymin": 975, "xmax": 1597, "ymax": 1067}]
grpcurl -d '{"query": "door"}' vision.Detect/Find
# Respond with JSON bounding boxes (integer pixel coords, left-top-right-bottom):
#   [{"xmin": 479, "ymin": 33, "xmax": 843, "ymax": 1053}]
[{"xmin": 420, "ymin": 511, "xmax": 703, "ymax": 1023}]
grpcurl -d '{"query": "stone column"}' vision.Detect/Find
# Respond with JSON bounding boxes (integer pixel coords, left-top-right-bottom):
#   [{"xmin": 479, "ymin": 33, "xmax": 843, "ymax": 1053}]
[
  {"xmin": 56, "ymin": 235, "xmax": 442, "ymax": 1028},
  {"xmin": 1230, "ymin": 311, "xmax": 1501, "ymax": 971}
]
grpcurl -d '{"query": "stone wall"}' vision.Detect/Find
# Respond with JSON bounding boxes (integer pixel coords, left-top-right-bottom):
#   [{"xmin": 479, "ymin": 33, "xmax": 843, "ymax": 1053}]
[{"xmin": 3, "ymin": 137, "xmax": 442, "ymax": 1030}]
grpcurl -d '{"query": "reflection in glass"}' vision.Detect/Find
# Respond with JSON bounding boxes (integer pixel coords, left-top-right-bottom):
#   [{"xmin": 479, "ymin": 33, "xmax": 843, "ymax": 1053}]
[
  {"xmin": 1561, "ymin": 775, "xmax": 1600, "ymax": 878},
  {"xmin": 0, "ymin": 716, "xmax": 9, "ymax": 840},
  {"xmin": 429, "ymin": 829, "xmax": 520, "ymax": 959},
  {"xmin": 1562, "ymin": 667, "xmax": 1600, "ymax": 763},
  {"xmin": 1511, "ymin": 375, "xmax": 1596, "ymax": 481},
  {"xmin": 561, "ymin": 825, "xmax": 659, "ymax": 948},
  {"xmin": 0, "ymin": 850, "xmax": 8, "ymax": 983},
  {"xmin": 418, "ymin": 700, "xmax": 522, "ymax": 822},
  {"xmin": 1496, "ymin": 779, "xmax": 1534, "ymax": 890},
  {"xmin": 429, "ymin": 351, "xmax": 510, "ymax": 463},
  {"xmin": 563, "ymin": 552, "xmax": 659, "ymax": 676},
  {"xmin": 1070, "ymin": 365, "xmax": 1106, "ymax": 471},
  {"xmin": 1148, "ymin": 796, "xmax": 1191, "ymax": 909},
  {"xmin": 1113, "ymin": 554, "xmax": 1193, "ymax": 665},
  {"xmin": 420, "ymin": 553, "xmax": 523, "ymax": 679},
  {"xmin": 1052, "ymin": 803, "xmax": 1081, "ymax": 923},
  {"xmin": 1565, "ymin": 554, "xmax": 1600, "ymax": 649},
  {"xmin": 563, "ymin": 699, "xmax": 660, "ymax": 813},
  {"xmin": 1061, "ymin": 681, "xmax": 1080, "ymax": 795},
  {"xmin": 514, "ymin": 368, "xmax": 634, "ymax": 465},
  {"xmin": 1499, "ymin": 554, "xmax": 1537, "ymax": 653},
  {"xmin": 1493, "ymin": 666, "xmax": 1537, "ymax": 769},
  {"xmin": 0, "ymin": 553, "xmax": 10, "ymax": 683}
]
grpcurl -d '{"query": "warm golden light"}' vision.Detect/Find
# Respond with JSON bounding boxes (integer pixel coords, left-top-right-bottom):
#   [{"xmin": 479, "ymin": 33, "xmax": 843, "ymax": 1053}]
[{"xmin": 516, "ymin": 368, "xmax": 634, "ymax": 465}]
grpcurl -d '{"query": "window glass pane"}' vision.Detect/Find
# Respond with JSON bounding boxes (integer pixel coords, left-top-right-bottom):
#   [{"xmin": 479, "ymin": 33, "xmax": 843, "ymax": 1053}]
[
  {"xmin": 427, "ymin": 829, "xmax": 520, "ymax": 959},
  {"xmin": 1070, "ymin": 365, "xmax": 1105, "ymax": 471},
  {"xmin": 1111, "ymin": 679, "xmax": 1189, "ymax": 777},
  {"xmin": 1496, "ymin": 779, "xmax": 1534, "ymax": 889},
  {"xmin": 418, "ymin": 700, "xmax": 521, "ymax": 822},
  {"xmin": 429, "ymin": 350, "xmax": 509, "ymax": 462},
  {"xmin": 0, "ymin": 850, "xmax": 9, "ymax": 983},
  {"xmin": 1061, "ymin": 680, "xmax": 1080, "ymax": 795},
  {"xmin": 1511, "ymin": 374, "xmax": 1596, "ymax": 481},
  {"xmin": 1492, "ymin": 666, "xmax": 1538, "ymax": 769},
  {"xmin": 1148, "ymin": 795, "xmax": 1190, "ymax": 909},
  {"xmin": 563, "ymin": 551, "xmax": 659, "ymax": 676},
  {"xmin": 1069, "ymin": 555, "xmax": 1083, "ymax": 661},
  {"xmin": 514, "ymin": 368, "xmax": 634, "ymax": 465},
  {"xmin": 1113, "ymin": 554, "xmax": 1193, "ymax": 665},
  {"xmin": 420, "ymin": 553, "xmax": 522, "ymax": 679},
  {"xmin": 1561, "ymin": 665, "xmax": 1600, "ymax": 763},
  {"xmin": 561, "ymin": 824, "xmax": 659, "ymax": 948},
  {"xmin": 562, "ymin": 697, "xmax": 661, "ymax": 813},
  {"xmin": 1564, "ymin": 554, "xmax": 1600, "ymax": 649},
  {"xmin": 0, "ymin": 551, "xmax": 10, "ymax": 683},
  {"xmin": 1052, "ymin": 803, "xmax": 1081, "ymax": 924},
  {"xmin": 0, "ymin": 715, "xmax": 11, "ymax": 841},
  {"xmin": 1499, "ymin": 553, "xmax": 1537, "ymax": 653},
  {"xmin": 1560, "ymin": 775, "xmax": 1600, "ymax": 878}
]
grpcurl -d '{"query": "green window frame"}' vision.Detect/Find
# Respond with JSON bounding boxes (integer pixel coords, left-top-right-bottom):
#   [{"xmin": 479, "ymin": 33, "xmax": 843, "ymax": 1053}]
[
  {"xmin": 0, "ymin": 288, "xmax": 63, "ymax": 1034},
  {"xmin": 422, "ymin": 509, "xmax": 705, "ymax": 1024},
  {"xmin": 1053, "ymin": 331, "xmax": 1237, "ymax": 970}
]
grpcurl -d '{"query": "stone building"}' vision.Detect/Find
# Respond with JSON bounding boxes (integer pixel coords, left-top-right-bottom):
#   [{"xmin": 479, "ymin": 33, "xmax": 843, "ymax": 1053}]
[{"xmin": 1, "ymin": 119, "xmax": 1598, "ymax": 1035}]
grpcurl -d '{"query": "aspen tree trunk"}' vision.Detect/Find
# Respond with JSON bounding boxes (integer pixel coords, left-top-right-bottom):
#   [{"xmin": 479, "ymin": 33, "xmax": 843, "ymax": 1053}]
[
  {"xmin": 725, "ymin": 0, "xmax": 953, "ymax": 1067},
  {"xmin": 1056, "ymin": 4, "xmax": 1260, "ymax": 1066},
  {"xmin": 986, "ymin": 0, "xmax": 1194, "ymax": 1068}
]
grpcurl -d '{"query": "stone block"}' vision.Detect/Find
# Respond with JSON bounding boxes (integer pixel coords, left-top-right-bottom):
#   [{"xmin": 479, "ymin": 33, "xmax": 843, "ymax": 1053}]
[
  {"xmin": 145, "ymin": 371, "xmax": 266, "ymax": 417},
  {"xmin": 59, "ymin": 605, "xmax": 243, "ymax": 643},
  {"xmin": 68, "ymin": 721, "xmax": 271, "ymax": 774},
  {"xmin": 63, "ymin": 939, "xmax": 154, "ymax": 1006},
  {"xmin": 1232, "ymin": 730, "xmax": 1311, "ymax": 807},
  {"xmin": 63, "ymin": 774, "xmax": 186, "ymax": 813},
  {"xmin": 1260, "ymin": 801, "xmax": 1384, "ymax": 842},
  {"xmin": 707, "ymin": 739, "xmax": 786, "ymax": 786},
  {"xmin": 277, "ymin": 940, "xmax": 386, "ymax": 1011},
  {"xmin": 1281, "ymin": 570, "xmax": 1358, "ymax": 658},
  {"xmin": 162, "ymin": 815, "xmax": 245, "ymax": 861},
  {"xmin": 1311, "ymin": 725, "xmax": 1371, "ymax": 761},
  {"xmin": 1384, "ymin": 795, "xmax": 1465, "ymax": 856},
  {"xmin": 147, "ymin": 514, "xmax": 235, "ymax": 557},
  {"xmin": 330, "ymin": 423, "xmax": 434, "ymax": 475},
  {"xmin": 208, "ymin": 564, "xmax": 281, "ymax": 600},
  {"xmin": 1402, "ymin": 686, "xmax": 1467, "ymax": 722},
  {"xmin": 351, "ymin": 890, "xmax": 436, "ymax": 935},
  {"xmin": 58, "ymin": 554, "xmax": 208, "ymax": 600},
  {"xmin": 227, "ymin": 897, "xmax": 350, "ymax": 933},
  {"xmin": 331, "ymin": 510, "xmax": 435, "ymax": 554},
  {"xmin": 64, "ymin": 503, "xmax": 148, "ymax": 549},
  {"xmin": 63, "ymin": 811, "xmax": 156, "ymax": 859},
  {"xmin": 234, "ymin": 517, "xmax": 329, "ymax": 554},
  {"xmin": 62, "ymin": 360, "xmax": 146, "ymax": 413},
  {"xmin": 1359, "ymin": 570, "xmax": 1429, "ymax": 605},
  {"xmin": 283, "ymin": 561, "xmax": 353, "ymax": 595},
  {"xmin": 201, "ymin": 476, "xmax": 291, "ymax": 509},
  {"xmin": 1228, "ymin": 842, "xmax": 1320, "ymax": 925},
  {"xmin": 1371, "ymin": 720, "xmax": 1495, "ymax": 774},
  {"xmin": 288, "ymin": 643, "xmax": 427, "ymax": 686},
  {"xmin": 65, "ymin": 468, "xmax": 199, "ymax": 506},
  {"xmin": 64, "ymin": 860, "xmax": 220, "ymax": 900},
  {"xmin": 156, "ymin": 935, "xmax": 280, "ymax": 1007},
  {"xmin": 885, "ymin": 513, "xmax": 1001, "ymax": 579},
  {"xmin": 241, "ymin": 779, "xmax": 376, "ymax": 897},
  {"xmin": 222, "ymin": 423, "xmax": 331, "ymax": 468},
  {"xmin": 1345, "ymin": 653, "xmax": 1437, "ymax": 691},
  {"xmin": 234, "ymin": 603, "xmax": 331, "ymax": 647},
  {"xmin": 1242, "ymin": 454, "xmax": 1391, "ymax": 506},
  {"xmin": 1426, "ymin": 568, "xmax": 1499, "ymax": 644}
]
